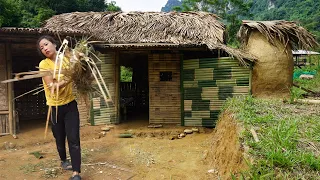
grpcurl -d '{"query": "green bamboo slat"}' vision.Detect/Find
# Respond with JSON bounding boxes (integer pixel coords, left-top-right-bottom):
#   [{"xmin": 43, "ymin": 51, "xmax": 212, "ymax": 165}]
[
  {"xmin": 184, "ymin": 117, "xmax": 202, "ymax": 126},
  {"xmin": 195, "ymin": 68, "xmax": 213, "ymax": 81},
  {"xmin": 192, "ymin": 111, "xmax": 210, "ymax": 118},
  {"xmin": 183, "ymin": 81, "xmax": 198, "ymax": 88},
  {"xmin": 216, "ymin": 79, "xmax": 237, "ymax": 86},
  {"xmin": 183, "ymin": 59, "xmax": 199, "ymax": 69}
]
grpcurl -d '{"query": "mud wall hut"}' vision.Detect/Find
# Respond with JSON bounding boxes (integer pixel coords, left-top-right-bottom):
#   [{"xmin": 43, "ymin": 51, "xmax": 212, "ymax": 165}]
[
  {"xmin": 43, "ymin": 11, "xmax": 254, "ymax": 128},
  {"xmin": 238, "ymin": 20, "xmax": 319, "ymax": 98}
]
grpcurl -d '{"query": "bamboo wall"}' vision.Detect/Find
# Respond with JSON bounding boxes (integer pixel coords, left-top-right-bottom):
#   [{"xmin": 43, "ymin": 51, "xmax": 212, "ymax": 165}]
[
  {"xmin": 182, "ymin": 57, "xmax": 250, "ymax": 127},
  {"xmin": 0, "ymin": 44, "xmax": 8, "ymax": 111},
  {"xmin": 74, "ymin": 95, "xmax": 90, "ymax": 126},
  {"xmin": 148, "ymin": 53, "xmax": 181, "ymax": 124},
  {"xmin": 0, "ymin": 44, "xmax": 9, "ymax": 134},
  {"xmin": 90, "ymin": 52, "xmax": 118, "ymax": 125}
]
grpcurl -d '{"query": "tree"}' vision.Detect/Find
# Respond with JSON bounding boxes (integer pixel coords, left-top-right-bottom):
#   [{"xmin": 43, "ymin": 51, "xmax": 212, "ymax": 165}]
[
  {"xmin": 174, "ymin": 0, "xmax": 253, "ymax": 46},
  {"xmin": 18, "ymin": 0, "xmax": 55, "ymax": 27},
  {"xmin": 0, "ymin": 0, "xmax": 21, "ymax": 27},
  {"xmin": 76, "ymin": 0, "xmax": 107, "ymax": 12},
  {"xmin": 0, "ymin": 0, "xmax": 122, "ymax": 28},
  {"xmin": 120, "ymin": 66, "xmax": 133, "ymax": 82},
  {"xmin": 106, "ymin": 1, "xmax": 121, "ymax": 12}
]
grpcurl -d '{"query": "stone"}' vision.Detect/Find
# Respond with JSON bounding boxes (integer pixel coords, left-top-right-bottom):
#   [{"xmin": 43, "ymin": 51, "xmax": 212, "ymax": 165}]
[
  {"xmin": 178, "ymin": 133, "xmax": 185, "ymax": 138},
  {"xmin": 184, "ymin": 129, "xmax": 193, "ymax": 134},
  {"xmin": 169, "ymin": 135, "xmax": 178, "ymax": 140},
  {"xmin": 101, "ymin": 127, "xmax": 110, "ymax": 131},
  {"xmin": 191, "ymin": 128, "xmax": 199, "ymax": 133}
]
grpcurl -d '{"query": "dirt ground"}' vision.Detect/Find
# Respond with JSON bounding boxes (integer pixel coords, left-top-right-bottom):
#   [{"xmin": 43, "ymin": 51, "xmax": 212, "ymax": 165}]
[{"xmin": 0, "ymin": 119, "xmax": 223, "ymax": 180}]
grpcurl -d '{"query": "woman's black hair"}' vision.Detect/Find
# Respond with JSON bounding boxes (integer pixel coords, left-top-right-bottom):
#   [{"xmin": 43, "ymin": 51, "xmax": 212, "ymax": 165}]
[{"xmin": 36, "ymin": 35, "xmax": 58, "ymax": 58}]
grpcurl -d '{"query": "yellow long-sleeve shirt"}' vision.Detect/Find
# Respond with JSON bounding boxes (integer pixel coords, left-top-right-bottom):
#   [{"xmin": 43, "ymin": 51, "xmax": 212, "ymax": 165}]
[{"xmin": 39, "ymin": 58, "xmax": 75, "ymax": 106}]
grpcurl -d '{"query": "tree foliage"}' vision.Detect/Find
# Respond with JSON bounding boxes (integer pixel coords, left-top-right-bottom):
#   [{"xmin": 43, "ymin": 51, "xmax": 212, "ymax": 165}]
[
  {"xmin": 173, "ymin": 0, "xmax": 253, "ymax": 46},
  {"xmin": 0, "ymin": 0, "xmax": 122, "ymax": 28},
  {"xmin": 0, "ymin": 0, "xmax": 21, "ymax": 27},
  {"xmin": 106, "ymin": 1, "xmax": 121, "ymax": 12},
  {"xmin": 120, "ymin": 66, "xmax": 133, "ymax": 82},
  {"xmin": 250, "ymin": 0, "xmax": 320, "ymax": 48}
]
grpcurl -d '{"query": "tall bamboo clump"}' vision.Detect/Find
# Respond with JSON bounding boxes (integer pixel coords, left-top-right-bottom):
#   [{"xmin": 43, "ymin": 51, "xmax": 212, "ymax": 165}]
[{"xmin": 238, "ymin": 20, "xmax": 319, "ymax": 98}]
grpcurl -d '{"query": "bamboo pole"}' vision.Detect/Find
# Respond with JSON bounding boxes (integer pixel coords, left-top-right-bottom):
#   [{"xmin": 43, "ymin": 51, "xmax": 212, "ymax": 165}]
[
  {"xmin": 115, "ymin": 51, "xmax": 120, "ymax": 124},
  {"xmin": 295, "ymin": 99, "xmax": 320, "ymax": 104},
  {"xmin": 6, "ymin": 43, "xmax": 13, "ymax": 135},
  {"xmin": 0, "ymin": 111, "xmax": 9, "ymax": 115},
  {"xmin": 44, "ymin": 106, "xmax": 52, "ymax": 139}
]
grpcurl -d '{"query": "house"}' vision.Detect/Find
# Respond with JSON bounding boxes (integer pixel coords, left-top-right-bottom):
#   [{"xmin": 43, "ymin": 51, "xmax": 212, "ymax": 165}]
[
  {"xmin": 292, "ymin": 50, "xmax": 320, "ymax": 67},
  {"xmin": 42, "ymin": 11, "xmax": 255, "ymax": 127},
  {"xmin": 1, "ymin": 11, "xmax": 255, "ymax": 135}
]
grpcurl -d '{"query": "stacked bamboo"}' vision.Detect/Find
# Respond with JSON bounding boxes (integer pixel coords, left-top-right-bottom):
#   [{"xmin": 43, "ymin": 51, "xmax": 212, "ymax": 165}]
[{"xmin": 148, "ymin": 53, "xmax": 181, "ymax": 124}]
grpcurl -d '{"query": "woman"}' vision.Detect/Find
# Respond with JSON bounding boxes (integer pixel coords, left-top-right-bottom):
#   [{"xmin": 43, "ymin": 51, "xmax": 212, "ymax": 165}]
[{"xmin": 37, "ymin": 35, "xmax": 81, "ymax": 180}]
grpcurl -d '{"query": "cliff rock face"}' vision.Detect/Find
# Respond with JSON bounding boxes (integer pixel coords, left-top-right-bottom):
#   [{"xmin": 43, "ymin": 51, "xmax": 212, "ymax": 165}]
[{"xmin": 161, "ymin": 0, "xmax": 182, "ymax": 12}]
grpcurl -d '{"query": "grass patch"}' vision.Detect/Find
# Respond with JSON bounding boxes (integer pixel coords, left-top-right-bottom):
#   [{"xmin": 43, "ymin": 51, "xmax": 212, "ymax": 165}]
[
  {"xmin": 20, "ymin": 162, "xmax": 45, "ymax": 174},
  {"xmin": 224, "ymin": 96, "xmax": 320, "ymax": 179},
  {"xmin": 19, "ymin": 159, "xmax": 62, "ymax": 178}
]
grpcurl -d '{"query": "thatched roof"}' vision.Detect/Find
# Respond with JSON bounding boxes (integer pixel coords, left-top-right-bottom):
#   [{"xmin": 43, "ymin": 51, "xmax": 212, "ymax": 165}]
[
  {"xmin": 238, "ymin": 20, "xmax": 319, "ymax": 50},
  {"xmin": 0, "ymin": 27, "xmax": 86, "ymax": 36},
  {"xmin": 43, "ymin": 11, "xmax": 254, "ymax": 64}
]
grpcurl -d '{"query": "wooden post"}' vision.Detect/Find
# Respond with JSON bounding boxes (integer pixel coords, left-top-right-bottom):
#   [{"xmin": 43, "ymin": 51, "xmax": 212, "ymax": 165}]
[
  {"xmin": 180, "ymin": 52, "xmax": 184, "ymax": 126},
  {"xmin": 6, "ymin": 43, "xmax": 14, "ymax": 135},
  {"xmin": 115, "ymin": 51, "xmax": 120, "ymax": 124}
]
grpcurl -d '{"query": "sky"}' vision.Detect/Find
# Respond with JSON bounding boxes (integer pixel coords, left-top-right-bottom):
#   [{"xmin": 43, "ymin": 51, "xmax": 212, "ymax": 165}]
[{"xmin": 109, "ymin": 0, "xmax": 168, "ymax": 12}]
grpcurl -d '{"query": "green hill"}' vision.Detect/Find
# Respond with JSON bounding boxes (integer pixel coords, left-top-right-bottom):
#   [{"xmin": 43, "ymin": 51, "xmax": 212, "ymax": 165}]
[
  {"xmin": 250, "ymin": 0, "xmax": 320, "ymax": 43},
  {"xmin": 161, "ymin": 0, "xmax": 320, "ymax": 44}
]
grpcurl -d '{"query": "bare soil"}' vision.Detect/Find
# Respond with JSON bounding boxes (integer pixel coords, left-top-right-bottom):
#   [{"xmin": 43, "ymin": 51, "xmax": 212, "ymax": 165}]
[{"xmin": 0, "ymin": 118, "xmax": 232, "ymax": 180}]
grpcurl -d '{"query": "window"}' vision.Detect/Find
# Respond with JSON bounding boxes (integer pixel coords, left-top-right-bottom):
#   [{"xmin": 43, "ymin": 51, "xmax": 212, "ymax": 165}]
[{"xmin": 160, "ymin": 71, "xmax": 172, "ymax": 81}]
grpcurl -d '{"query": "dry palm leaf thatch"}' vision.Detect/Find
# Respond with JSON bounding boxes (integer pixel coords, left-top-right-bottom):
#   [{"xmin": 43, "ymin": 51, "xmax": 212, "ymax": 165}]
[
  {"xmin": 61, "ymin": 38, "xmax": 112, "ymax": 105},
  {"xmin": 43, "ymin": 11, "xmax": 255, "ymax": 65},
  {"xmin": 238, "ymin": 20, "xmax": 319, "ymax": 50}
]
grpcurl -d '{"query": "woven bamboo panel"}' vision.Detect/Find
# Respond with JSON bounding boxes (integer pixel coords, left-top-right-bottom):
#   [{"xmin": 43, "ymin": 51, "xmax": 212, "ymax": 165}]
[
  {"xmin": 76, "ymin": 96, "xmax": 89, "ymax": 126},
  {"xmin": 0, "ymin": 44, "xmax": 8, "ymax": 111},
  {"xmin": 0, "ymin": 114, "xmax": 9, "ymax": 134},
  {"xmin": 182, "ymin": 57, "xmax": 250, "ymax": 127},
  {"xmin": 91, "ymin": 52, "xmax": 117, "ymax": 125},
  {"xmin": 148, "ymin": 53, "xmax": 181, "ymax": 124}
]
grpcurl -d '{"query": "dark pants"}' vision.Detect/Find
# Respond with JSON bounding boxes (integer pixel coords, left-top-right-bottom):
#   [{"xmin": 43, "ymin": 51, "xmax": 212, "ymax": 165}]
[{"xmin": 51, "ymin": 100, "xmax": 81, "ymax": 173}]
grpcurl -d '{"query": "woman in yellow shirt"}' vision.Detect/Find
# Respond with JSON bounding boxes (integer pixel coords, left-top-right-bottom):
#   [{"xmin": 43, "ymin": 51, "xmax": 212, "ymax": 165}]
[{"xmin": 38, "ymin": 35, "xmax": 81, "ymax": 180}]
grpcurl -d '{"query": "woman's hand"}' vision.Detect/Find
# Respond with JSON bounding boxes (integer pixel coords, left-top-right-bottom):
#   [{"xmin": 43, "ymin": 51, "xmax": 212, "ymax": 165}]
[{"xmin": 48, "ymin": 79, "xmax": 70, "ymax": 92}]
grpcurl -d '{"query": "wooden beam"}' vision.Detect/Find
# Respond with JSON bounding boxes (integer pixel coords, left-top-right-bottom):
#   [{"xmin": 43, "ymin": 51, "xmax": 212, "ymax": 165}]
[{"xmin": 6, "ymin": 43, "xmax": 14, "ymax": 135}]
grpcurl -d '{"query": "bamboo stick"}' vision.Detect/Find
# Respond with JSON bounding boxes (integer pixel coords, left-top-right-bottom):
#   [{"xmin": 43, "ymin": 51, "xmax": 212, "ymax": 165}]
[
  {"xmin": 44, "ymin": 106, "xmax": 52, "ymax": 139},
  {"xmin": 6, "ymin": 43, "xmax": 13, "ymax": 135},
  {"xmin": 0, "ymin": 133, "xmax": 10, "ymax": 136},
  {"xmin": 295, "ymin": 99, "xmax": 320, "ymax": 104},
  {"xmin": 0, "ymin": 111, "xmax": 9, "ymax": 115},
  {"xmin": 250, "ymin": 128, "xmax": 260, "ymax": 142}
]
